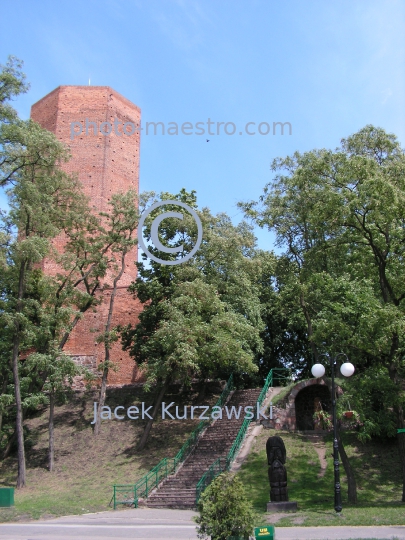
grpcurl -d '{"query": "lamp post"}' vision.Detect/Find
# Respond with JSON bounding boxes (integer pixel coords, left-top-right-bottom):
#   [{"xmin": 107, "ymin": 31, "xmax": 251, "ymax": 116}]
[{"xmin": 311, "ymin": 353, "xmax": 355, "ymax": 513}]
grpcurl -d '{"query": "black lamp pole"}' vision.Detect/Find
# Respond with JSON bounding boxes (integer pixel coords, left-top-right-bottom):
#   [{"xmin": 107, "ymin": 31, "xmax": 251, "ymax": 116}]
[
  {"xmin": 329, "ymin": 353, "xmax": 342, "ymax": 513},
  {"xmin": 313, "ymin": 352, "xmax": 354, "ymax": 513}
]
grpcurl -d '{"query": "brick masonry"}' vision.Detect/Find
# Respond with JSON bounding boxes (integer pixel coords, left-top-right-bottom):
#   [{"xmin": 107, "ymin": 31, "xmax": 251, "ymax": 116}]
[
  {"xmin": 262, "ymin": 378, "xmax": 337, "ymax": 431},
  {"xmin": 30, "ymin": 86, "xmax": 144, "ymax": 385}
]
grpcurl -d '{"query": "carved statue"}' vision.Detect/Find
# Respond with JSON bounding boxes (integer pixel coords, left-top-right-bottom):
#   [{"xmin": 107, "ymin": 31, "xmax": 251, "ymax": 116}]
[{"xmin": 266, "ymin": 436, "xmax": 288, "ymax": 502}]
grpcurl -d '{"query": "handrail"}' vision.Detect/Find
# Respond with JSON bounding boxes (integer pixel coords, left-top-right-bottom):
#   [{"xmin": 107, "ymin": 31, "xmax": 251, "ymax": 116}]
[
  {"xmin": 113, "ymin": 374, "xmax": 234, "ymax": 509},
  {"xmin": 113, "ymin": 457, "xmax": 177, "ymax": 509},
  {"xmin": 195, "ymin": 368, "xmax": 291, "ymax": 504},
  {"xmin": 257, "ymin": 367, "xmax": 291, "ymax": 407},
  {"xmin": 195, "ymin": 456, "xmax": 228, "ymax": 505}
]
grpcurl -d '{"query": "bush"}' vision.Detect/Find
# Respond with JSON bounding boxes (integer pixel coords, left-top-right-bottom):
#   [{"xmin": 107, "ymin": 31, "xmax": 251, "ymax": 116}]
[{"xmin": 195, "ymin": 472, "xmax": 255, "ymax": 540}]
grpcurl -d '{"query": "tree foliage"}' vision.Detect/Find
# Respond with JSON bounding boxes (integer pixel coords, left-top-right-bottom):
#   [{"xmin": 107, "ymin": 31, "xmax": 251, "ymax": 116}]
[
  {"xmin": 121, "ymin": 189, "xmax": 264, "ymax": 448},
  {"xmin": 123, "ymin": 189, "xmax": 265, "ymax": 377},
  {"xmin": 195, "ymin": 472, "xmax": 255, "ymax": 540},
  {"xmin": 240, "ymin": 124, "xmax": 405, "ymax": 500},
  {"xmin": 0, "ymin": 56, "xmax": 143, "ymax": 481}
]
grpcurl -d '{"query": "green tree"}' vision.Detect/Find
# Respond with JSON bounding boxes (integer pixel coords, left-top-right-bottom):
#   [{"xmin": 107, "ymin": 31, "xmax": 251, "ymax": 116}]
[
  {"xmin": 240, "ymin": 125, "xmax": 405, "ymax": 501},
  {"xmin": 337, "ymin": 365, "xmax": 400, "ymax": 443},
  {"xmin": 1, "ymin": 186, "xmax": 144, "ymax": 469},
  {"xmin": 0, "ymin": 125, "xmax": 88, "ymax": 487},
  {"xmin": 26, "ymin": 349, "xmax": 87, "ymax": 472},
  {"xmin": 121, "ymin": 190, "xmax": 263, "ymax": 449},
  {"xmin": 0, "ymin": 55, "xmax": 30, "ymax": 186},
  {"xmin": 93, "ymin": 190, "xmax": 140, "ymax": 436},
  {"xmin": 257, "ymin": 253, "xmax": 313, "ymax": 379},
  {"xmin": 0, "ymin": 56, "xmax": 143, "ymax": 480},
  {"xmin": 195, "ymin": 472, "xmax": 255, "ymax": 540},
  {"xmin": 0, "ymin": 56, "xmax": 29, "ymax": 125},
  {"xmin": 0, "ymin": 56, "xmax": 69, "ymax": 190},
  {"xmin": 241, "ymin": 125, "xmax": 405, "ymax": 371}
]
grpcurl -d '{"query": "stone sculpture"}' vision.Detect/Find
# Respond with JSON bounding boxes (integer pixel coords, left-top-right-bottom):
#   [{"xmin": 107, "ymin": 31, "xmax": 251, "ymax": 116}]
[{"xmin": 266, "ymin": 435, "xmax": 288, "ymax": 502}]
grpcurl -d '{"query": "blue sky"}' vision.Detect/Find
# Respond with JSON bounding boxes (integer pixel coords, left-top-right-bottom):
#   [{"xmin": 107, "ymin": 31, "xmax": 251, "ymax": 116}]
[{"xmin": 1, "ymin": 0, "xmax": 404, "ymax": 252}]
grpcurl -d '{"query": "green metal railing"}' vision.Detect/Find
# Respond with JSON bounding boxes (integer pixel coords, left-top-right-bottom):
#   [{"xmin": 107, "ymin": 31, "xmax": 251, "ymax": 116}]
[
  {"xmin": 257, "ymin": 367, "xmax": 292, "ymax": 405},
  {"xmin": 112, "ymin": 374, "xmax": 234, "ymax": 509},
  {"xmin": 113, "ymin": 457, "xmax": 176, "ymax": 508},
  {"xmin": 195, "ymin": 456, "xmax": 228, "ymax": 505},
  {"xmin": 173, "ymin": 374, "xmax": 234, "ymax": 468},
  {"xmin": 195, "ymin": 368, "xmax": 292, "ymax": 505}
]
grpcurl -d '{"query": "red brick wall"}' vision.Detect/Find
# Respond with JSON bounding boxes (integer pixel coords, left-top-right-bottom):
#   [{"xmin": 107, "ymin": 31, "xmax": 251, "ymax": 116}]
[{"xmin": 31, "ymin": 86, "xmax": 143, "ymax": 384}]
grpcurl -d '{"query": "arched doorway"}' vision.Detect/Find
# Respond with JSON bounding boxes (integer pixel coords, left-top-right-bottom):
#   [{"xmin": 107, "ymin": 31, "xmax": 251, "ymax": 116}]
[{"xmin": 295, "ymin": 384, "xmax": 332, "ymax": 430}]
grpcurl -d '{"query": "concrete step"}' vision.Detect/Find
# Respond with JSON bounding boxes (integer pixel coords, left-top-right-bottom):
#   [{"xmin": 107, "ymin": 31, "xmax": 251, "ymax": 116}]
[
  {"xmin": 145, "ymin": 387, "xmax": 262, "ymax": 509},
  {"xmin": 146, "ymin": 502, "xmax": 195, "ymax": 509}
]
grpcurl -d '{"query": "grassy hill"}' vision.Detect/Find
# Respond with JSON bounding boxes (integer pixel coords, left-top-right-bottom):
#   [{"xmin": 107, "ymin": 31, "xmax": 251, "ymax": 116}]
[
  {"xmin": 237, "ymin": 428, "xmax": 405, "ymax": 527},
  {"xmin": 0, "ymin": 382, "xmax": 221, "ymax": 522},
  {"xmin": 1, "ymin": 384, "xmax": 404, "ymax": 527}
]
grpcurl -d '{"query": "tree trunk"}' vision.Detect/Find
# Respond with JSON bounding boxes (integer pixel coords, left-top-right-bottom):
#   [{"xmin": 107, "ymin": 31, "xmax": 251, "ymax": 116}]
[
  {"xmin": 388, "ymin": 363, "xmax": 405, "ymax": 501},
  {"xmin": 48, "ymin": 392, "xmax": 55, "ymax": 471},
  {"xmin": 11, "ymin": 260, "xmax": 27, "ymax": 488},
  {"xmin": 94, "ymin": 249, "xmax": 127, "ymax": 436},
  {"xmin": 337, "ymin": 431, "xmax": 357, "ymax": 504},
  {"xmin": 398, "ymin": 432, "xmax": 405, "ymax": 502},
  {"xmin": 299, "ymin": 292, "xmax": 318, "ymax": 362},
  {"xmin": 395, "ymin": 405, "xmax": 405, "ymax": 502},
  {"xmin": 2, "ymin": 430, "xmax": 16, "ymax": 459},
  {"xmin": 137, "ymin": 377, "xmax": 170, "ymax": 451},
  {"xmin": 12, "ymin": 336, "xmax": 26, "ymax": 488},
  {"xmin": 0, "ymin": 378, "xmax": 8, "ymax": 437},
  {"xmin": 58, "ymin": 299, "xmax": 95, "ymax": 350},
  {"xmin": 94, "ymin": 365, "xmax": 108, "ymax": 436},
  {"xmin": 197, "ymin": 379, "xmax": 207, "ymax": 403}
]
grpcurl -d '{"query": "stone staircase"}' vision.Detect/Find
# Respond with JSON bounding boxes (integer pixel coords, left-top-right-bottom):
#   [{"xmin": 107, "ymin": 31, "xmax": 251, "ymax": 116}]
[{"xmin": 146, "ymin": 388, "xmax": 261, "ymax": 509}]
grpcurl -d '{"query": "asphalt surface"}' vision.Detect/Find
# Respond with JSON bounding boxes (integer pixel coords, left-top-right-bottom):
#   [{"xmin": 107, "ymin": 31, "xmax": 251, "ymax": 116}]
[
  {"xmin": 0, "ymin": 509, "xmax": 197, "ymax": 539},
  {"xmin": 0, "ymin": 508, "xmax": 405, "ymax": 540}
]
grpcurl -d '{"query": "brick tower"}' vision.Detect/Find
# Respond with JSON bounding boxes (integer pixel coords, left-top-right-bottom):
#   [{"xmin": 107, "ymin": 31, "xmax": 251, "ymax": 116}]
[{"xmin": 31, "ymin": 86, "xmax": 143, "ymax": 385}]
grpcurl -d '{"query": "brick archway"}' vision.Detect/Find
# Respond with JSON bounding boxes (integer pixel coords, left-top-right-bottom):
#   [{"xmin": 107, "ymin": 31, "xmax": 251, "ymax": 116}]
[
  {"xmin": 286, "ymin": 378, "xmax": 331, "ymax": 431},
  {"xmin": 295, "ymin": 384, "xmax": 332, "ymax": 430},
  {"xmin": 267, "ymin": 377, "xmax": 333, "ymax": 431}
]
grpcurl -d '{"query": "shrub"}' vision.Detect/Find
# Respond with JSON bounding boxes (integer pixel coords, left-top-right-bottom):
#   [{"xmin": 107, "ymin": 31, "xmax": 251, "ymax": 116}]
[{"xmin": 195, "ymin": 472, "xmax": 255, "ymax": 540}]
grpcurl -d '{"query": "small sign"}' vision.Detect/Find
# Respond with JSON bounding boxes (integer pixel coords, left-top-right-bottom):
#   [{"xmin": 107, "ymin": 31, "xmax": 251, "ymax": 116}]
[{"xmin": 254, "ymin": 525, "xmax": 275, "ymax": 539}]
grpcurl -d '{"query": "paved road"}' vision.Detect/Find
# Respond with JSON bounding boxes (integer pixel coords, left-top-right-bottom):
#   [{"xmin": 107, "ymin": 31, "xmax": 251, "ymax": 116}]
[
  {"xmin": 1, "ymin": 508, "xmax": 405, "ymax": 539},
  {"xmin": 0, "ymin": 509, "xmax": 197, "ymax": 539},
  {"xmin": 276, "ymin": 525, "xmax": 405, "ymax": 539}
]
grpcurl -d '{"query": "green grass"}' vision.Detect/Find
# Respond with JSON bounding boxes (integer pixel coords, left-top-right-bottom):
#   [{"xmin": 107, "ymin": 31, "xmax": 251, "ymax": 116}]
[
  {"xmin": 0, "ymin": 383, "xmax": 221, "ymax": 522},
  {"xmin": 237, "ymin": 429, "xmax": 405, "ymax": 527},
  {"xmin": 270, "ymin": 382, "xmax": 296, "ymax": 406},
  {"xmin": 2, "ymin": 386, "xmax": 405, "ymax": 528}
]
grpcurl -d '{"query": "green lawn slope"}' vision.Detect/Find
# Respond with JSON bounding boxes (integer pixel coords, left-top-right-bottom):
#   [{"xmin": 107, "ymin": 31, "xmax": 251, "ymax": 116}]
[
  {"xmin": 2, "ymin": 385, "xmax": 404, "ymax": 528},
  {"xmin": 0, "ymin": 382, "xmax": 220, "ymax": 522},
  {"xmin": 237, "ymin": 428, "xmax": 405, "ymax": 527}
]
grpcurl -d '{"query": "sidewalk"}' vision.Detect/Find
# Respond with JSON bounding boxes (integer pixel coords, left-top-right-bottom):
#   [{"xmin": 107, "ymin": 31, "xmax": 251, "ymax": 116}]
[
  {"xmin": 275, "ymin": 525, "xmax": 405, "ymax": 539},
  {"xmin": 0, "ymin": 508, "xmax": 404, "ymax": 539}
]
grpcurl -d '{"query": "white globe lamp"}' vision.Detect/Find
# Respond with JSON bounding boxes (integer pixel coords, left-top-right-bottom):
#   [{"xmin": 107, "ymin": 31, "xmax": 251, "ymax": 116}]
[
  {"xmin": 340, "ymin": 362, "xmax": 355, "ymax": 377},
  {"xmin": 311, "ymin": 363, "xmax": 326, "ymax": 378}
]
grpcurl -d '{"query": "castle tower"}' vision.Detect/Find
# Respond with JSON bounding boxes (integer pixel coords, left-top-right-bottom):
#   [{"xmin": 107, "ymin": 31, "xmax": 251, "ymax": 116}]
[{"xmin": 31, "ymin": 86, "xmax": 143, "ymax": 385}]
